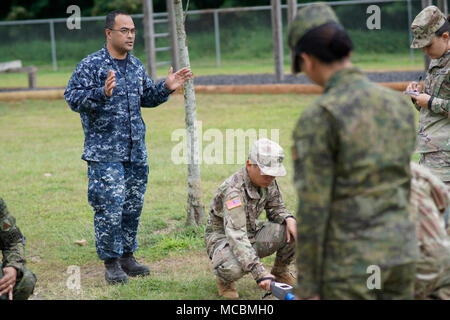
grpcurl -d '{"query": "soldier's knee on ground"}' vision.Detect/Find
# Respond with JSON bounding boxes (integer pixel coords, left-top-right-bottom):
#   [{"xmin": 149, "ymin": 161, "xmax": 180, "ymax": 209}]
[
  {"xmin": 13, "ymin": 268, "xmax": 37, "ymax": 300},
  {"xmin": 214, "ymin": 259, "xmax": 245, "ymax": 283}
]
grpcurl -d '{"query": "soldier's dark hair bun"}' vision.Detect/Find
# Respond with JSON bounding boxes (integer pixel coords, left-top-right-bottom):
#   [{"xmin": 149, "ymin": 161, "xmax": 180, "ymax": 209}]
[
  {"xmin": 295, "ymin": 23, "xmax": 353, "ymax": 65},
  {"xmin": 436, "ymin": 18, "xmax": 450, "ymax": 36}
]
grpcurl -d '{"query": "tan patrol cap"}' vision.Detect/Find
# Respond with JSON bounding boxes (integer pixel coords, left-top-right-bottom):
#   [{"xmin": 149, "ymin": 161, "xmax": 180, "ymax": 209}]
[{"xmin": 249, "ymin": 138, "xmax": 286, "ymax": 177}]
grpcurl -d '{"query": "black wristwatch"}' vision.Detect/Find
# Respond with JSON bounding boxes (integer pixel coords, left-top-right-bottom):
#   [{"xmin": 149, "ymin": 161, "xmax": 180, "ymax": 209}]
[{"xmin": 428, "ymin": 96, "xmax": 434, "ymax": 110}]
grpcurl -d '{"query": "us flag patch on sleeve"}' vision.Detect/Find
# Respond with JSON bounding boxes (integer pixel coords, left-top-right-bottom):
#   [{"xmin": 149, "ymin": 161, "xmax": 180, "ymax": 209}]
[{"xmin": 226, "ymin": 198, "xmax": 242, "ymax": 210}]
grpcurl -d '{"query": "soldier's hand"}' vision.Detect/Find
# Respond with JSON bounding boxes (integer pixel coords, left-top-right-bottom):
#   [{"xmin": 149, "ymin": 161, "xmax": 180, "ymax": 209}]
[
  {"xmin": 104, "ymin": 70, "xmax": 116, "ymax": 97},
  {"xmin": 414, "ymin": 93, "xmax": 431, "ymax": 108},
  {"xmin": 285, "ymin": 217, "xmax": 297, "ymax": 243},
  {"xmin": 0, "ymin": 267, "xmax": 17, "ymax": 300},
  {"xmin": 257, "ymin": 274, "xmax": 275, "ymax": 291},
  {"xmin": 406, "ymin": 81, "xmax": 421, "ymax": 93}
]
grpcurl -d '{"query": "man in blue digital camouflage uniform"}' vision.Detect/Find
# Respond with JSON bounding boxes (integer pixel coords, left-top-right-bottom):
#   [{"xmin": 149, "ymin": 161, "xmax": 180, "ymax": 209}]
[{"xmin": 64, "ymin": 10, "xmax": 193, "ymax": 284}]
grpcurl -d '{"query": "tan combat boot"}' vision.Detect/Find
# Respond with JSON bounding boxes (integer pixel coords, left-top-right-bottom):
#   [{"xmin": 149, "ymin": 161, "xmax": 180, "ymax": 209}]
[
  {"xmin": 216, "ymin": 277, "xmax": 239, "ymax": 299},
  {"xmin": 271, "ymin": 262, "xmax": 296, "ymax": 286}
]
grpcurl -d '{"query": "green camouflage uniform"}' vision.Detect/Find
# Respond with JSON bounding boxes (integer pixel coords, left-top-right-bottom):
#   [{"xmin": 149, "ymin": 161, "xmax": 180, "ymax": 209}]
[
  {"xmin": 0, "ymin": 198, "xmax": 36, "ymax": 300},
  {"xmin": 288, "ymin": 4, "xmax": 419, "ymax": 300},
  {"xmin": 410, "ymin": 6, "xmax": 450, "ymax": 185},
  {"xmin": 410, "ymin": 162, "xmax": 450, "ymax": 299},
  {"xmin": 204, "ymin": 166, "xmax": 295, "ymax": 283}
]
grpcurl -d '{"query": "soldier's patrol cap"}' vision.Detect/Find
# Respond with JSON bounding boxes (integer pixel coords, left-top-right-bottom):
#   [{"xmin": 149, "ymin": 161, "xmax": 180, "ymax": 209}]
[
  {"xmin": 248, "ymin": 138, "xmax": 286, "ymax": 177},
  {"xmin": 288, "ymin": 3, "xmax": 341, "ymax": 73},
  {"xmin": 411, "ymin": 6, "xmax": 447, "ymax": 49}
]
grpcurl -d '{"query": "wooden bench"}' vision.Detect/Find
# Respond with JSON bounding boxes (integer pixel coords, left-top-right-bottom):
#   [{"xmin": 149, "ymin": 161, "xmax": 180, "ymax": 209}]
[{"xmin": 0, "ymin": 60, "xmax": 37, "ymax": 89}]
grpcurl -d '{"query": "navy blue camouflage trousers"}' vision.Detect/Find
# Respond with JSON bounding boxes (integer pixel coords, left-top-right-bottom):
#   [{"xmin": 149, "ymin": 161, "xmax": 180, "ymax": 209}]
[{"xmin": 87, "ymin": 161, "xmax": 149, "ymax": 260}]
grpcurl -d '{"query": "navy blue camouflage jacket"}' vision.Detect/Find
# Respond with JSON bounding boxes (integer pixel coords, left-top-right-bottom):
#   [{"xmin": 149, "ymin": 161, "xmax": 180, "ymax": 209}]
[{"xmin": 64, "ymin": 45, "xmax": 173, "ymax": 163}]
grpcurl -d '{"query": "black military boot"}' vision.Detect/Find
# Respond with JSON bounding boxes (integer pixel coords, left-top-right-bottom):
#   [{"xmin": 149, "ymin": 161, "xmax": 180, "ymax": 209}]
[
  {"xmin": 104, "ymin": 258, "xmax": 129, "ymax": 285},
  {"xmin": 119, "ymin": 252, "xmax": 151, "ymax": 277}
]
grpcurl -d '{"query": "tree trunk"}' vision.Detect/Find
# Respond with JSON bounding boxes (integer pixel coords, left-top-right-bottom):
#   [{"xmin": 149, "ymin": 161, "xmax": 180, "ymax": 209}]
[{"xmin": 173, "ymin": 0, "xmax": 205, "ymax": 226}]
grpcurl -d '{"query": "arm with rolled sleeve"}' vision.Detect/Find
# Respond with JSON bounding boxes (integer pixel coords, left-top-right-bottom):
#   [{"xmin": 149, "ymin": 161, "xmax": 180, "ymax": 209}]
[
  {"xmin": 265, "ymin": 182, "xmax": 295, "ymax": 224},
  {"xmin": 428, "ymin": 73, "xmax": 450, "ymax": 116},
  {"xmin": 223, "ymin": 192, "xmax": 267, "ymax": 281},
  {"xmin": 292, "ymin": 106, "xmax": 336, "ymax": 299},
  {"xmin": 64, "ymin": 62, "xmax": 109, "ymax": 114},
  {"xmin": 430, "ymin": 96, "xmax": 450, "ymax": 116}
]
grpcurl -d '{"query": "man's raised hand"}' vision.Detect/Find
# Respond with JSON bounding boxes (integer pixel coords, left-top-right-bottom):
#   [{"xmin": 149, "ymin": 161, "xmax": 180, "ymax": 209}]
[
  {"xmin": 165, "ymin": 67, "xmax": 194, "ymax": 91},
  {"xmin": 104, "ymin": 70, "xmax": 116, "ymax": 97}
]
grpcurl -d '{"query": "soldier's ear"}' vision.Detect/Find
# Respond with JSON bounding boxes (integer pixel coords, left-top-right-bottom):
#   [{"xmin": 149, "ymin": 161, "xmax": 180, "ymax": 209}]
[
  {"xmin": 105, "ymin": 28, "xmax": 112, "ymax": 40},
  {"xmin": 300, "ymin": 53, "xmax": 313, "ymax": 73}
]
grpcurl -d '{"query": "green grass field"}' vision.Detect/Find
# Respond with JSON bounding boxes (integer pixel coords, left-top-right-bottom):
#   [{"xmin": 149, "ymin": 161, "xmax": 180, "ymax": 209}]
[
  {"xmin": 0, "ymin": 94, "xmax": 309, "ymax": 299},
  {"xmin": 0, "ymin": 93, "xmax": 420, "ymax": 300}
]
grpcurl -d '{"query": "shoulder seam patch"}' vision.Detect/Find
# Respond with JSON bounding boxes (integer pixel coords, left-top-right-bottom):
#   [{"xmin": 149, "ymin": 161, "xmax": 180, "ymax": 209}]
[{"xmin": 226, "ymin": 198, "xmax": 242, "ymax": 210}]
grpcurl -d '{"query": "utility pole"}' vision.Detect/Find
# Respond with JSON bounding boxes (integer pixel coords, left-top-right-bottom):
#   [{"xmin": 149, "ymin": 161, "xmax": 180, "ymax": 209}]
[
  {"xmin": 143, "ymin": 0, "xmax": 157, "ymax": 79},
  {"xmin": 287, "ymin": 0, "xmax": 298, "ymax": 74}
]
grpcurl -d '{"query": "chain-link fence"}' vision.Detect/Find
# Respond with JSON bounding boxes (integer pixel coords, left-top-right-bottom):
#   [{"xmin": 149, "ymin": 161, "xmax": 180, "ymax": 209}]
[{"xmin": 0, "ymin": 0, "xmax": 442, "ymax": 74}]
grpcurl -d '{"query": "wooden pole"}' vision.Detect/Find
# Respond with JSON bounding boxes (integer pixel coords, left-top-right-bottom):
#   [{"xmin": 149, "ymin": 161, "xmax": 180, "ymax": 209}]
[
  {"xmin": 143, "ymin": 0, "xmax": 157, "ymax": 79},
  {"xmin": 287, "ymin": 0, "xmax": 297, "ymax": 74},
  {"xmin": 271, "ymin": 0, "xmax": 284, "ymax": 82},
  {"xmin": 167, "ymin": 0, "xmax": 180, "ymax": 71},
  {"xmin": 173, "ymin": 0, "xmax": 205, "ymax": 226}
]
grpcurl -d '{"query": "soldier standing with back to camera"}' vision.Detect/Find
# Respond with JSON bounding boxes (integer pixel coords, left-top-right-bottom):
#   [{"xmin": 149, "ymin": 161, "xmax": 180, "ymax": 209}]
[
  {"xmin": 64, "ymin": 10, "xmax": 193, "ymax": 284},
  {"xmin": 288, "ymin": 4, "xmax": 419, "ymax": 299}
]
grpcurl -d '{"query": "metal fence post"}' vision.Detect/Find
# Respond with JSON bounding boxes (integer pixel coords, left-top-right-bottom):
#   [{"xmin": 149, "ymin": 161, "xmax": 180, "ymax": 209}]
[
  {"xmin": 214, "ymin": 10, "xmax": 221, "ymax": 68},
  {"xmin": 49, "ymin": 20, "xmax": 58, "ymax": 71},
  {"xmin": 271, "ymin": 0, "xmax": 284, "ymax": 82}
]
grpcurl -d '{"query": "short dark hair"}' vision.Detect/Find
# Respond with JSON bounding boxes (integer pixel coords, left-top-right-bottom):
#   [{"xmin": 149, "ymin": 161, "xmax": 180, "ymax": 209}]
[
  {"xmin": 294, "ymin": 22, "xmax": 353, "ymax": 70},
  {"xmin": 435, "ymin": 16, "xmax": 450, "ymax": 37},
  {"xmin": 105, "ymin": 10, "xmax": 130, "ymax": 30}
]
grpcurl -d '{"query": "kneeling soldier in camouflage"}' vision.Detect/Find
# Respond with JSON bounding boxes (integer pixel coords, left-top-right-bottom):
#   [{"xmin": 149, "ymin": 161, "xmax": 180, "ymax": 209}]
[
  {"xmin": 410, "ymin": 163, "xmax": 450, "ymax": 299},
  {"xmin": 205, "ymin": 139, "xmax": 297, "ymax": 299},
  {"xmin": 0, "ymin": 198, "xmax": 36, "ymax": 300}
]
